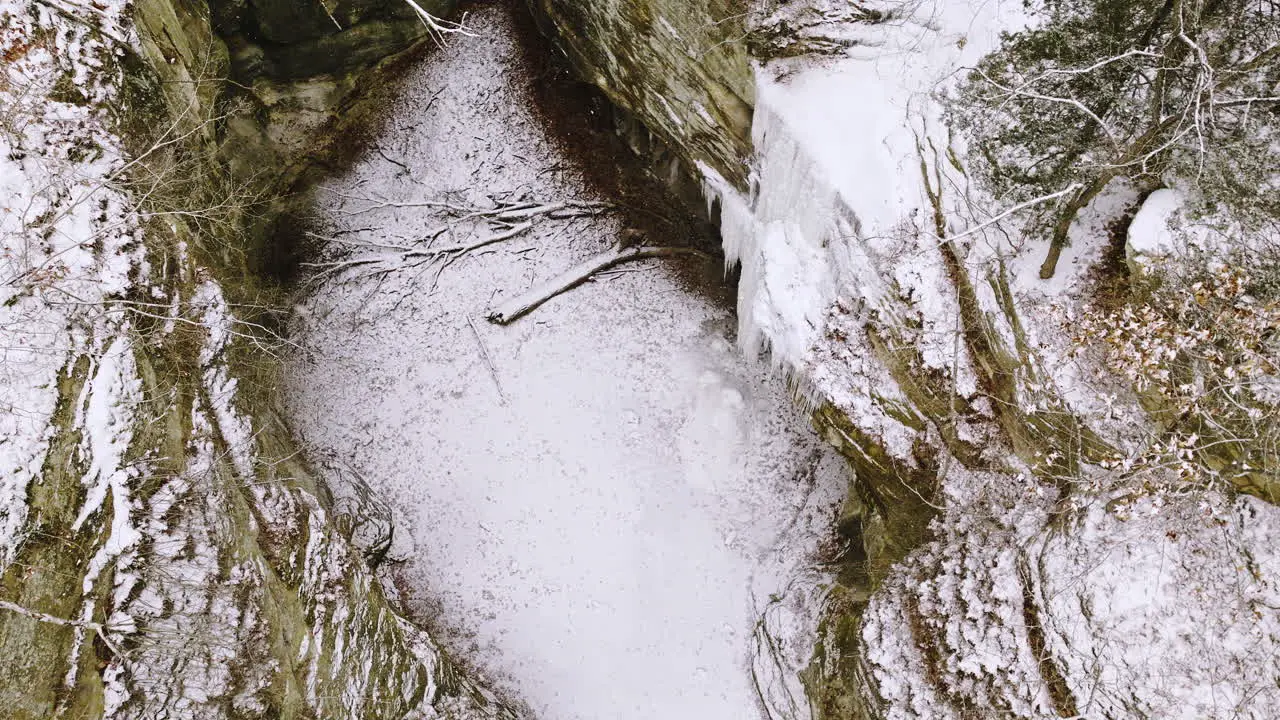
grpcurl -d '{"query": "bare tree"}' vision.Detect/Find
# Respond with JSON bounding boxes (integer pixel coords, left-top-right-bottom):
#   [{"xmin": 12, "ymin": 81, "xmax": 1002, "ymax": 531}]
[{"xmin": 956, "ymin": 0, "xmax": 1280, "ymax": 278}]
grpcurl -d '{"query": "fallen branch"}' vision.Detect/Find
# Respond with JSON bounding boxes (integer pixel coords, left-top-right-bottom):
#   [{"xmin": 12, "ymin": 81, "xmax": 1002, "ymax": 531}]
[
  {"xmin": 301, "ymin": 221, "xmax": 533, "ymax": 284},
  {"xmin": 401, "ymin": 0, "xmax": 475, "ymax": 43},
  {"xmin": 486, "ymin": 245, "xmax": 710, "ymax": 325},
  {"xmin": 302, "ymin": 195, "xmax": 614, "ymax": 286},
  {"xmin": 329, "ymin": 191, "xmax": 609, "ymax": 220},
  {"xmin": 466, "ymin": 316, "xmax": 507, "ymax": 404},
  {"xmin": 425, "ymin": 220, "xmax": 533, "ymax": 256},
  {"xmin": 0, "ymin": 599, "xmax": 124, "ymax": 657}
]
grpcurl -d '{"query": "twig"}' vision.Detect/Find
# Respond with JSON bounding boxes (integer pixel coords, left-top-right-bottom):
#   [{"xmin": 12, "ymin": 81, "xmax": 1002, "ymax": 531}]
[
  {"xmin": 0, "ymin": 600, "xmax": 123, "ymax": 657},
  {"xmin": 301, "ymin": 222, "xmax": 533, "ymax": 284},
  {"xmin": 466, "ymin": 315, "xmax": 507, "ymax": 405},
  {"xmin": 401, "ymin": 0, "xmax": 476, "ymax": 43}
]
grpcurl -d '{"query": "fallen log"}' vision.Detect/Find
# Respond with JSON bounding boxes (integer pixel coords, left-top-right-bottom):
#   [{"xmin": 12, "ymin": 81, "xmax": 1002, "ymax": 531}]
[{"xmin": 485, "ymin": 245, "xmax": 710, "ymax": 325}]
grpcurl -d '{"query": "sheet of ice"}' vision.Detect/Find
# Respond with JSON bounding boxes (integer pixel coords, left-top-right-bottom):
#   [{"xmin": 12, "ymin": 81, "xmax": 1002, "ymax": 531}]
[
  {"xmin": 285, "ymin": 9, "xmax": 846, "ymax": 720},
  {"xmin": 707, "ymin": 1, "xmax": 1153, "ymax": 455},
  {"xmin": 705, "ymin": 0, "xmax": 1028, "ymax": 375},
  {"xmin": 692, "ymin": 0, "xmax": 1037, "ymax": 464}
]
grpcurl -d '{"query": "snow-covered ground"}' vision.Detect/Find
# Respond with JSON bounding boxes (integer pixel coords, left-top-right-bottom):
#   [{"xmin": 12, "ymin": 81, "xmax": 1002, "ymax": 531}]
[{"xmin": 284, "ymin": 8, "xmax": 847, "ymax": 720}]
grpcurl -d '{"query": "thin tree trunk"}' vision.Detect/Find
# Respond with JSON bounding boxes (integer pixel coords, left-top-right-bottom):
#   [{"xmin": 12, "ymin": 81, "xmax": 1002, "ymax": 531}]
[{"xmin": 1040, "ymin": 173, "xmax": 1114, "ymax": 279}]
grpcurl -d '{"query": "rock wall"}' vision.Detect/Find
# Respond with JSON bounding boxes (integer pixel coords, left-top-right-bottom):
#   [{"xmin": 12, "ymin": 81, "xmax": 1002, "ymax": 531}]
[
  {"xmin": 0, "ymin": 0, "xmax": 516, "ymax": 717},
  {"xmin": 530, "ymin": 2, "xmax": 1280, "ymax": 719},
  {"xmin": 527, "ymin": 0, "xmax": 755, "ymax": 191},
  {"xmin": 147, "ymin": 0, "xmax": 457, "ymax": 183}
]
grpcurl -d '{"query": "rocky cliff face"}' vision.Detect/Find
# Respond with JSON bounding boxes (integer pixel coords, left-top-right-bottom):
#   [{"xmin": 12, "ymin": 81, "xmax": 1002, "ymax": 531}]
[
  {"xmin": 527, "ymin": 0, "xmax": 755, "ymax": 192},
  {"xmin": 141, "ymin": 0, "xmax": 457, "ymax": 183},
  {"xmin": 4, "ymin": 0, "xmax": 1277, "ymax": 717},
  {"xmin": 528, "ymin": 1, "xmax": 1280, "ymax": 718},
  {"xmin": 0, "ymin": 0, "xmax": 516, "ymax": 717}
]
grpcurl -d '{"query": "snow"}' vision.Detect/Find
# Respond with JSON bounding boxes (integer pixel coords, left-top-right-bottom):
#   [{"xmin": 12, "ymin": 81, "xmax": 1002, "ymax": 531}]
[
  {"xmin": 1126, "ymin": 188, "xmax": 1183, "ymax": 261},
  {"xmin": 0, "ymin": 3, "xmax": 517, "ymax": 717},
  {"xmin": 191, "ymin": 280, "xmax": 257, "ymax": 479},
  {"xmin": 696, "ymin": 4, "xmax": 1280, "ymax": 719},
  {"xmin": 285, "ymin": 8, "xmax": 847, "ymax": 720},
  {"xmin": 1035, "ymin": 492, "xmax": 1280, "ymax": 718},
  {"xmin": 0, "ymin": 1, "xmax": 165, "ymax": 703},
  {"xmin": 1, "ymin": 0, "xmax": 1272, "ymax": 716},
  {"xmin": 1121, "ymin": 186, "xmax": 1256, "ymax": 275},
  {"xmin": 695, "ymin": 0, "xmax": 1035, "ymax": 462},
  {"xmin": 863, "ymin": 477, "xmax": 1280, "ymax": 719},
  {"xmin": 1005, "ymin": 179, "xmax": 1150, "ymax": 440},
  {"xmin": 73, "ymin": 334, "xmax": 144, "ymax": 591},
  {"xmin": 700, "ymin": 0, "xmax": 1172, "ymax": 460},
  {"xmin": 108, "ymin": 407, "xmax": 255, "ymax": 718}
]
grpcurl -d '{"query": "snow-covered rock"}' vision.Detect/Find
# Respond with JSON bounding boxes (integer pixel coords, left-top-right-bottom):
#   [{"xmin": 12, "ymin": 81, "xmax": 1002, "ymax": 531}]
[
  {"xmin": 1125, "ymin": 189, "xmax": 1183, "ymax": 278},
  {"xmin": 864, "ymin": 483, "xmax": 1280, "ymax": 719},
  {"xmin": 0, "ymin": 0, "xmax": 513, "ymax": 717},
  {"xmin": 532, "ymin": 1, "xmax": 1280, "ymax": 717}
]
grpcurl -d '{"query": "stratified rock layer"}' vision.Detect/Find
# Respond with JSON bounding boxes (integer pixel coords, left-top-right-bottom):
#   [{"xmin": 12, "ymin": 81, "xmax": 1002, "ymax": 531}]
[
  {"xmin": 0, "ymin": 0, "xmax": 514, "ymax": 717},
  {"xmin": 528, "ymin": 0, "xmax": 754, "ymax": 190},
  {"xmin": 530, "ymin": 2, "xmax": 1280, "ymax": 718}
]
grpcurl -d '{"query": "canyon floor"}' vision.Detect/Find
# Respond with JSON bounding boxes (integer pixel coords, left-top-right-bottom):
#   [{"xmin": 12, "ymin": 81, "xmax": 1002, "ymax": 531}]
[{"xmin": 283, "ymin": 7, "xmax": 847, "ymax": 719}]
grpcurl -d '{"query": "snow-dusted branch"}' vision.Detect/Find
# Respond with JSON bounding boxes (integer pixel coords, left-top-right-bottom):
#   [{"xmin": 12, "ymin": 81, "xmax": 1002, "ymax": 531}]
[
  {"xmin": 400, "ymin": 0, "xmax": 475, "ymax": 43},
  {"xmin": 329, "ymin": 190, "xmax": 609, "ymax": 220},
  {"xmin": 466, "ymin": 315, "xmax": 506, "ymax": 404},
  {"xmin": 0, "ymin": 599, "xmax": 124, "ymax": 657},
  {"xmin": 486, "ymin": 244, "xmax": 710, "ymax": 324},
  {"xmin": 302, "ymin": 220, "xmax": 533, "ymax": 283},
  {"xmin": 306, "ymin": 196, "xmax": 613, "ymax": 286},
  {"xmin": 305, "ymin": 218, "xmax": 532, "ymax": 271},
  {"xmin": 962, "ymin": 0, "xmax": 1280, "ymax": 278},
  {"xmin": 977, "ymin": 66, "xmax": 1122, "ymax": 147},
  {"xmin": 943, "ymin": 182, "xmax": 1083, "ymax": 245}
]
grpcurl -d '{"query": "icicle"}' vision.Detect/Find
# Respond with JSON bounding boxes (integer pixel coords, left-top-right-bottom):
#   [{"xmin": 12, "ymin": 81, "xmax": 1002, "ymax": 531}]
[{"xmin": 697, "ymin": 89, "xmax": 851, "ymax": 380}]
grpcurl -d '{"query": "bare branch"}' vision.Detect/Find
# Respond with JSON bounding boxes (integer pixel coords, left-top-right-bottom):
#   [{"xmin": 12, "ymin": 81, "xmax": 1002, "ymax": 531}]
[
  {"xmin": 486, "ymin": 245, "xmax": 711, "ymax": 325},
  {"xmin": 0, "ymin": 599, "xmax": 124, "ymax": 657}
]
